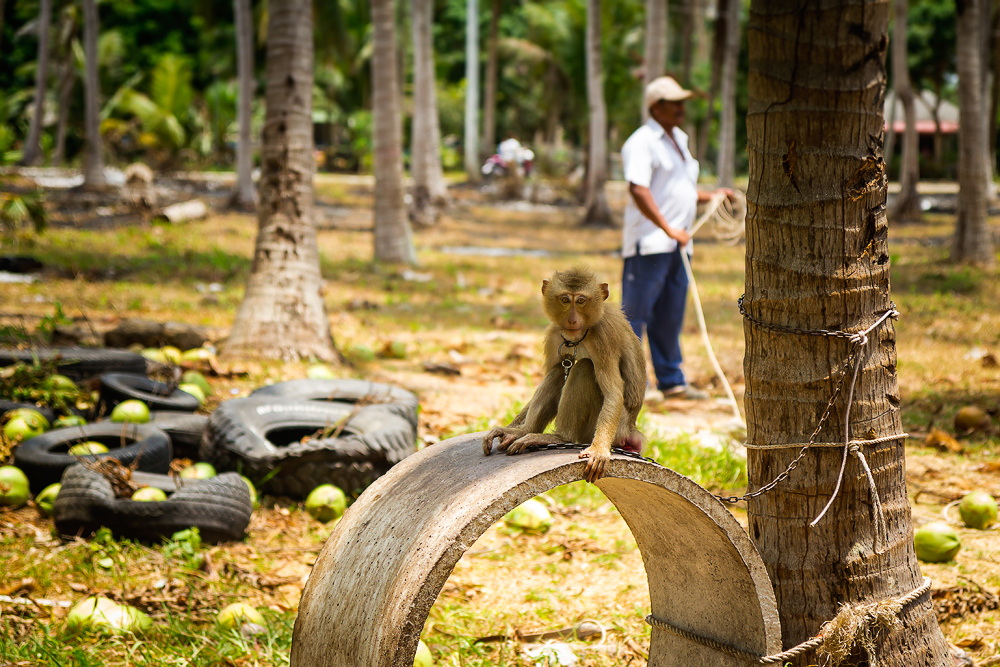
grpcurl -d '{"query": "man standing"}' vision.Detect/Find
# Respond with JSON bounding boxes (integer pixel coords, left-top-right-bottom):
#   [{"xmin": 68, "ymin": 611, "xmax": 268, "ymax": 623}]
[{"xmin": 621, "ymin": 76, "xmax": 728, "ymax": 401}]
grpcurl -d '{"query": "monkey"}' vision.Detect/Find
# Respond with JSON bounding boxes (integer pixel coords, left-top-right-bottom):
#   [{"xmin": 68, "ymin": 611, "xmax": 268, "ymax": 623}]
[{"xmin": 482, "ymin": 267, "xmax": 646, "ymax": 483}]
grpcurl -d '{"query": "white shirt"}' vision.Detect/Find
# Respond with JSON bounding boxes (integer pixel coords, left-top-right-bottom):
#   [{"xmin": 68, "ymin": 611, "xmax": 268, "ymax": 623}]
[{"xmin": 621, "ymin": 119, "xmax": 700, "ymax": 257}]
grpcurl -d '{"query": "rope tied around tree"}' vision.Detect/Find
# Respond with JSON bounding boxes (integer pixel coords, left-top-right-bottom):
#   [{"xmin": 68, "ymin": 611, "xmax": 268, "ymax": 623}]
[
  {"xmin": 645, "ymin": 577, "xmax": 931, "ymax": 666},
  {"xmin": 731, "ymin": 297, "xmax": 901, "ymax": 548}
]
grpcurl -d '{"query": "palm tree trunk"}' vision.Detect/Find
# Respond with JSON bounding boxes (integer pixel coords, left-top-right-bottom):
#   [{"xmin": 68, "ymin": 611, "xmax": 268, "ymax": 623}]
[
  {"xmin": 716, "ymin": 0, "xmax": 739, "ymax": 187},
  {"xmin": 642, "ymin": 0, "xmax": 668, "ymax": 122},
  {"xmin": 410, "ymin": 0, "xmax": 449, "ymax": 227},
  {"xmin": 582, "ymin": 0, "xmax": 612, "ymax": 227},
  {"xmin": 52, "ymin": 55, "xmax": 75, "ymax": 166},
  {"xmin": 696, "ymin": 0, "xmax": 726, "ymax": 164},
  {"xmin": 22, "ymin": 0, "xmax": 52, "ymax": 167},
  {"xmin": 888, "ymin": 0, "xmax": 922, "ymax": 221},
  {"xmin": 372, "ymin": 0, "xmax": 416, "ymax": 264},
  {"xmin": 745, "ymin": 0, "xmax": 951, "ymax": 662},
  {"xmin": 481, "ymin": 0, "xmax": 501, "ymax": 158},
  {"xmin": 82, "ymin": 0, "xmax": 105, "ymax": 189},
  {"xmin": 223, "ymin": 0, "xmax": 336, "ymax": 363},
  {"xmin": 952, "ymin": 0, "xmax": 995, "ymax": 265},
  {"xmin": 231, "ymin": 0, "xmax": 256, "ymax": 210},
  {"xmin": 463, "ymin": 0, "xmax": 480, "ymax": 181}
]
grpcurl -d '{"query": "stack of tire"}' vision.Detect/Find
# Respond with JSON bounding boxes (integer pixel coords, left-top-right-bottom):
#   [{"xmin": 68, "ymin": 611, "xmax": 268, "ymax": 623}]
[
  {"xmin": 2, "ymin": 348, "xmax": 251, "ymax": 543},
  {"xmin": 200, "ymin": 379, "xmax": 419, "ymax": 498}
]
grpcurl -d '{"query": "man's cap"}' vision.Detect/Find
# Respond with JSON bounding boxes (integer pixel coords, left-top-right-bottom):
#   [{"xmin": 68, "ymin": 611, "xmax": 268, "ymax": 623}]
[{"xmin": 644, "ymin": 76, "xmax": 693, "ymax": 109}]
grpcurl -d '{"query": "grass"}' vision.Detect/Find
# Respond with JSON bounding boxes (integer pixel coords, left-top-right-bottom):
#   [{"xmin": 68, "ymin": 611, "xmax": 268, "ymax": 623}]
[{"xmin": 1, "ymin": 178, "xmax": 999, "ymax": 665}]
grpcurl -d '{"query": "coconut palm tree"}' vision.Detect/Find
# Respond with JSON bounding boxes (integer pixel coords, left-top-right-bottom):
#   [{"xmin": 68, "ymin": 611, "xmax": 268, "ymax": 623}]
[
  {"xmin": 464, "ymin": 0, "xmax": 480, "ymax": 182},
  {"xmin": 744, "ymin": 0, "xmax": 951, "ymax": 661},
  {"xmin": 22, "ymin": 0, "xmax": 52, "ymax": 166},
  {"xmin": 81, "ymin": 0, "xmax": 105, "ymax": 189},
  {"xmin": 952, "ymin": 0, "xmax": 994, "ymax": 265},
  {"xmin": 715, "ymin": 0, "xmax": 739, "ymax": 187},
  {"xmin": 223, "ymin": 0, "xmax": 336, "ymax": 362},
  {"xmin": 231, "ymin": 0, "xmax": 256, "ymax": 210},
  {"xmin": 582, "ymin": 0, "xmax": 612, "ymax": 227},
  {"xmin": 888, "ymin": 0, "xmax": 921, "ymax": 221},
  {"xmin": 410, "ymin": 0, "xmax": 448, "ymax": 227},
  {"xmin": 231, "ymin": 0, "xmax": 256, "ymax": 204},
  {"xmin": 642, "ymin": 0, "xmax": 667, "ymax": 122},
  {"xmin": 481, "ymin": 0, "xmax": 502, "ymax": 159},
  {"xmin": 371, "ymin": 0, "xmax": 416, "ymax": 264}
]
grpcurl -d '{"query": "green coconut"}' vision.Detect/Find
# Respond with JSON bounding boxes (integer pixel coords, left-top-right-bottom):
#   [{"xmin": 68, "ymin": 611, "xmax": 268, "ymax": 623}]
[
  {"xmin": 414, "ymin": 639, "xmax": 433, "ymax": 667},
  {"xmin": 217, "ymin": 602, "xmax": 265, "ymax": 629},
  {"xmin": 959, "ymin": 492, "xmax": 998, "ymax": 530},
  {"xmin": 35, "ymin": 483, "xmax": 61, "ymax": 517},
  {"xmin": 914, "ymin": 521, "xmax": 962, "ymax": 563},
  {"xmin": 503, "ymin": 498, "xmax": 553, "ymax": 534},
  {"xmin": 179, "ymin": 462, "xmax": 217, "ymax": 479},
  {"xmin": 68, "ymin": 441, "xmax": 109, "ymax": 456},
  {"xmin": 180, "ymin": 370, "xmax": 212, "ymax": 396},
  {"xmin": 305, "ymin": 484, "xmax": 347, "ymax": 522},
  {"xmin": 0, "ymin": 466, "xmax": 30, "ymax": 508},
  {"xmin": 65, "ymin": 596, "xmax": 152, "ymax": 634},
  {"xmin": 178, "ymin": 383, "xmax": 206, "ymax": 404},
  {"xmin": 53, "ymin": 414, "xmax": 87, "ymax": 429},
  {"xmin": 131, "ymin": 487, "xmax": 168, "ymax": 502},
  {"xmin": 110, "ymin": 400, "xmax": 150, "ymax": 423}
]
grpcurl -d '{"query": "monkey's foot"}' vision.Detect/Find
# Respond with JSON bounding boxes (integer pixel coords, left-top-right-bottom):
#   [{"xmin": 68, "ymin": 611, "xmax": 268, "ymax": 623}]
[
  {"xmin": 505, "ymin": 432, "xmax": 567, "ymax": 455},
  {"xmin": 482, "ymin": 427, "xmax": 527, "ymax": 455},
  {"xmin": 578, "ymin": 444, "xmax": 611, "ymax": 483}
]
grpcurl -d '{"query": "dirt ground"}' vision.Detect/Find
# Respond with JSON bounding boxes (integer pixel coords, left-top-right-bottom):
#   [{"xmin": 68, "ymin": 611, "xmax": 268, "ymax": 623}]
[{"xmin": 2, "ymin": 169, "xmax": 999, "ymax": 663}]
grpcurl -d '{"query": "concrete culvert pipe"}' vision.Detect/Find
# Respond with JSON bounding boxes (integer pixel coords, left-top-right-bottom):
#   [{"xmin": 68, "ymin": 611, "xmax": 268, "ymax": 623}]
[{"xmin": 290, "ymin": 432, "xmax": 781, "ymax": 667}]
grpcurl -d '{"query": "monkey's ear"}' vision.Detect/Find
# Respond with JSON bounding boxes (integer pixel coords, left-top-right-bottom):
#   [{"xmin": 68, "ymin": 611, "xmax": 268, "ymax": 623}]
[
  {"xmin": 542, "ymin": 279, "xmax": 549, "ymax": 295},
  {"xmin": 600, "ymin": 283, "xmax": 610, "ymax": 301}
]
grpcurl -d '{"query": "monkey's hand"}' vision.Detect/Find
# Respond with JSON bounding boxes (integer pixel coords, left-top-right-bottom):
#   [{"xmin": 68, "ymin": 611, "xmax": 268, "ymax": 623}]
[
  {"xmin": 482, "ymin": 427, "xmax": 528, "ymax": 455},
  {"xmin": 505, "ymin": 432, "xmax": 566, "ymax": 456},
  {"xmin": 578, "ymin": 442, "xmax": 611, "ymax": 483}
]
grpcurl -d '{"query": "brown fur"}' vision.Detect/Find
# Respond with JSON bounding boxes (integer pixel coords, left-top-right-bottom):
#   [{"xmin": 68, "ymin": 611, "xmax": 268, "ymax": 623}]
[{"xmin": 482, "ymin": 267, "xmax": 646, "ymax": 482}]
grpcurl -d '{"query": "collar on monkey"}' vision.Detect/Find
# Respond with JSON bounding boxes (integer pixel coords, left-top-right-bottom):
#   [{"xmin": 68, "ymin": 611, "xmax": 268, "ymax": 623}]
[
  {"xmin": 558, "ymin": 329, "xmax": 588, "ymax": 380},
  {"xmin": 559, "ymin": 329, "xmax": 589, "ymax": 348}
]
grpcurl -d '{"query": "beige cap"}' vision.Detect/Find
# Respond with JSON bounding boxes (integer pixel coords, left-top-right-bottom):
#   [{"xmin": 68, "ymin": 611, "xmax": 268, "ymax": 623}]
[{"xmin": 644, "ymin": 76, "xmax": 693, "ymax": 109}]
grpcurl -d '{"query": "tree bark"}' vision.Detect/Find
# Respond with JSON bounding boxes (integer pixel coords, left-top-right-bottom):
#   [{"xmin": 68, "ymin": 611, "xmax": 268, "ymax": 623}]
[
  {"xmin": 82, "ymin": 0, "xmax": 105, "ymax": 189},
  {"xmin": 464, "ymin": 0, "xmax": 480, "ymax": 182},
  {"xmin": 696, "ymin": 0, "xmax": 726, "ymax": 164},
  {"xmin": 22, "ymin": 0, "xmax": 52, "ymax": 167},
  {"xmin": 231, "ymin": 0, "xmax": 257, "ymax": 210},
  {"xmin": 952, "ymin": 0, "xmax": 995, "ymax": 265},
  {"xmin": 642, "ymin": 0, "xmax": 668, "ymax": 122},
  {"xmin": 372, "ymin": 0, "xmax": 417, "ymax": 264},
  {"xmin": 888, "ymin": 0, "xmax": 922, "ymax": 221},
  {"xmin": 223, "ymin": 0, "xmax": 337, "ymax": 363},
  {"xmin": 582, "ymin": 0, "xmax": 613, "ymax": 227},
  {"xmin": 744, "ymin": 0, "xmax": 951, "ymax": 663},
  {"xmin": 991, "ymin": 4, "xmax": 1000, "ymax": 191},
  {"xmin": 410, "ymin": 0, "xmax": 449, "ymax": 227},
  {"xmin": 716, "ymin": 0, "xmax": 739, "ymax": 187},
  {"xmin": 481, "ymin": 0, "xmax": 501, "ymax": 159},
  {"xmin": 52, "ymin": 52, "xmax": 75, "ymax": 166}
]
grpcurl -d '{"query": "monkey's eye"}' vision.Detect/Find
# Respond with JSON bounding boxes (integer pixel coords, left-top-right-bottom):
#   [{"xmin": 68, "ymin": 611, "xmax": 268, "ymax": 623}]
[
  {"xmin": 576, "ymin": 297, "xmax": 587, "ymax": 306},
  {"xmin": 559, "ymin": 295, "xmax": 571, "ymax": 305}
]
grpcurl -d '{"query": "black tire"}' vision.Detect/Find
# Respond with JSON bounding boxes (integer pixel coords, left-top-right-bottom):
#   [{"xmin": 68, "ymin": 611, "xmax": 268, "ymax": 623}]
[
  {"xmin": 0, "ymin": 347, "xmax": 147, "ymax": 383},
  {"xmin": 201, "ymin": 398, "xmax": 416, "ymax": 497},
  {"xmin": 0, "ymin": 400, "xmax": 57, "ymax": 426},
  {"xmin": 12, "ymin": 422, "xmax": 172, "ymax": 493},
  {"xmin": 98, "ymin": 373, "xmax": 200, "ymax": 415},
  {"xmin": 250, "ymin": 379, "xmax": 419, "ymax": 430},
  {"xmin": 149, "ymin": 412, "xmax": 209, "ymax": 460},
  {"xmin": 53, "ymin": 465, "xmax": 252, "ymax": 544}
]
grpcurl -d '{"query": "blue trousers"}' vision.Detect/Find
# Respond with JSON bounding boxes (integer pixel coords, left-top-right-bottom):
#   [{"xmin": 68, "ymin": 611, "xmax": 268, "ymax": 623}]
[{"xmin": 622, "ymin": 249, "xmax": 689, "ymax": 390}]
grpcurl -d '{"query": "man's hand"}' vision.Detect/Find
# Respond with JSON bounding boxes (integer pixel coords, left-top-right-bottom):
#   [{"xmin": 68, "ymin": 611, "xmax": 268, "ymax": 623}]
[{"xmin": 667, "ymin": 227, "xmax": 691, "ymax": 246}]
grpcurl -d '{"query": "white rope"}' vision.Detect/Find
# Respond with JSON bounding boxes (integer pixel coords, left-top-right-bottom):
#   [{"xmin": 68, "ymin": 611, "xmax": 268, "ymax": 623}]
[
  {"xmin": 808, "ymin": 309, "xmax": 899, "ymax": 548},
  {"xmin": 683, "ymin": 191, "xmax": 746, "ymax": 425}
]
